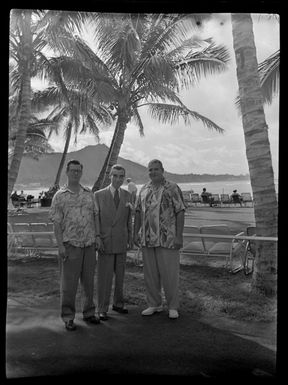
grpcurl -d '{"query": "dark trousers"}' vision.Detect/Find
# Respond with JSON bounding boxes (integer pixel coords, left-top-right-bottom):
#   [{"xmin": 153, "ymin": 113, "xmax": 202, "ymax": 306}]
[{"xmin": 97, "ymin": 252, "xmax": 126, "ymax": 312}]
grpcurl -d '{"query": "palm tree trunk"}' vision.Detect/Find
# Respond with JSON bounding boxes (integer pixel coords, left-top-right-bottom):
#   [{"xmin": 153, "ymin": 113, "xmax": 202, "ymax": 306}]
[
  {"xmin": 92, "ymin": 120, "xmax": 119, "ymax": 192},
  {"xmin": 53, "ymin": 121, "xmax": 72, "ymax": 187},
  {"xmin": 101, "ymin": 112, "xmax": 129, "ymax": 188},
  {"xmin": 8, "ymin": 10, "xmax": 32, "ymax": 202},
  {"xmin": 231, "ymin": 13, "xmax": 278, "ymax": 296}
]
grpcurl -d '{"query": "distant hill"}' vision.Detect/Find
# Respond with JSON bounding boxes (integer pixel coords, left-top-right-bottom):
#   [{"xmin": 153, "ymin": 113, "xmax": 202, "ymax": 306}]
[{"xmin": 14, "ymin": 144, "xmax": 249, "ymax": 188}]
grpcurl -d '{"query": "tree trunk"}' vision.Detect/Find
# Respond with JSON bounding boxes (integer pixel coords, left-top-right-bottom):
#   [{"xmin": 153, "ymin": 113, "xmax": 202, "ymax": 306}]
[
  {"xmin": 8, "ymin": 10, "xmax": 32, "ymax": 202},
  {"xmin": 53, "ymin": 121, "xmax": 72, "ymax": 187},
  {"xmin": 92, "ymin": 120, "xmax": 119, "ymax": 192},
  {"xmin": 101, "ymin": 113, "xmax": 129, "ymax": 189},
  {"xmin": 231, "ymin": 13, "xmax": 278, "ymax": 296},
  {"xmin": 92, "ymin": 109, "xmax": 130, "ymax": 191}
]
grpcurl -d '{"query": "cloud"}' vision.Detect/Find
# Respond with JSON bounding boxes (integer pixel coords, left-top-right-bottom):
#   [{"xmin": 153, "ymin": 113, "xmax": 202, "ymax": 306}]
[{"xmin": 45, "ymin": 14, "xmax": 279, "ymax": 177}]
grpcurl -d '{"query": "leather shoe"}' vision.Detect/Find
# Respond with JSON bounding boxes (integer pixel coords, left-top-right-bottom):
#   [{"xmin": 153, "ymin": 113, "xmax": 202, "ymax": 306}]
[
  {"xmin": 65, "ymin": 320, "xmax": 76, "ymax": 331},
  {"xmin": 168, "ymin": 309, "xmax": 179, "ymax": 319},
  {"xmin": 141, "ymin": 306, "xmax": 163, "ymax": 316},
  {"xmin": 99, "ymin": 312, "xmax": 108, "ymax": 321},
  {"xmin": 112, "ymin": 305, "xmax": 128, "ymax": 314},
  {"xmin": 83, "ymin": 315, "xmax": 101, "ymax": 324}
]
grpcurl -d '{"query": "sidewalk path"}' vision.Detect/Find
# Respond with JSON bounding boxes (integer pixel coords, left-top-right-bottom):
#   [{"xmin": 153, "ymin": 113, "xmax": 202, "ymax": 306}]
[{"xmin": 6, "ymin": 299, "xmax": 276, "ymax": 379}]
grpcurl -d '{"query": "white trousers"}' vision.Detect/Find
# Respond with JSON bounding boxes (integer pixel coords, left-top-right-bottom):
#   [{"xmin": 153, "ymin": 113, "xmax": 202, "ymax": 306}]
[{"xmin": 142, "ymin": 246, "xmax": 180, "ymax": 310}]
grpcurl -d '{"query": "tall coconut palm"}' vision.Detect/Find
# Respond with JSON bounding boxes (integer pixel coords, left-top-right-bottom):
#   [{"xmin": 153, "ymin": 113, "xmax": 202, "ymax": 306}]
[
  {"xmin": 60, "ymin": 13, "xmax": 230, "ymax": 190},
  {"xmin": 31, "ymin": 61, "xmax": 114, "ymax": 187},
  {"xmin": 231, "ymin": 13, "xmax": 278, "ymax": 296},
  {"xmin": 8, "ymin": 9, "xmax": 33, "ymax": 201},
  {"xmin": 8, "ymin": 9, "xmax": 90, "ymax": 199}
]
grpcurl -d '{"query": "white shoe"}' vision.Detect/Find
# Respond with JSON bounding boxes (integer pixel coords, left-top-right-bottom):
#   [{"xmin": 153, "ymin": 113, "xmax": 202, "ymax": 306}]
[
  {"xmin": 168, "ymin": 309, "xmax": 179, "ymax": 319},
  {"xmin": 141, "ymin": 306, "xmax": 163, "ymax": 316}
]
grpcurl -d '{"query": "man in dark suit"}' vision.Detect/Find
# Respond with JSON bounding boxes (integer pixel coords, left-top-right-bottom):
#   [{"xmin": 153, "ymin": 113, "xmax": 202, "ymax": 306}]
[{"xmin": 94, "ymin": 164, "xmax": 133, "ymax": 321}]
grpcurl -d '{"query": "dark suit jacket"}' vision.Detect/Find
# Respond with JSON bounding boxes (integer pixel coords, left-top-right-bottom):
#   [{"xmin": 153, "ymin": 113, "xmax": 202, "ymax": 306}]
[{"xmin": 94, "ymin": 187, "xmax": 132, "ymax": 254}]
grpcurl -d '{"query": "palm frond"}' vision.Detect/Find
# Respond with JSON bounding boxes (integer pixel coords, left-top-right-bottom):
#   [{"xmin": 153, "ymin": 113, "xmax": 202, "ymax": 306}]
[
  {"xmin": 147, "ymin": 103, "xmax": 224, "ymax": 132},
  {"xmin": 174, "ymin": 42, "xmax": 230, "ymax": 89},
  {"xmin": 258, "ymin": 49, "xmax": 279, "ymax": 104},
  {"xmin": 131, "ymin": 106, "xmax": 145, "ymax": 136}
]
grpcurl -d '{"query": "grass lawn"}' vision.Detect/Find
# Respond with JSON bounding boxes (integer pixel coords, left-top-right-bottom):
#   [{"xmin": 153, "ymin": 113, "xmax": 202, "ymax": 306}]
[{"xmin": 7, "ymin": 255, "xmax": 276, "ymax": 324}]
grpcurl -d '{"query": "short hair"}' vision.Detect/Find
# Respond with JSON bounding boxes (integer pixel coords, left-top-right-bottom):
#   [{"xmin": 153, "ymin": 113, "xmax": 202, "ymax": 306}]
[
  {"xmin": 127, "ymin": 178, "xmax": 131, "ymax": 182},
  {"xmin": 148, "ymin": 159, "xmax": 164, "ymax": 170},
  {"xmin": 66, "ymin": 159, "xmax": 83, "ymax": 171},
  {"xmin": 110, "ymin": 164, "xmax": 126, "ymax": 176}
]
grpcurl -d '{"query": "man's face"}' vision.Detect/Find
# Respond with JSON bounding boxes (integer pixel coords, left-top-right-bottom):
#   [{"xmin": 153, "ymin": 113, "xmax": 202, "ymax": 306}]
[
  {"xmin": 66, "ymin": 164, "xmax": 83, "ymax": 183},
  {"xmin": 148, "ymin": 162, "xmax": 164, "ymax": 183},
  {"xmin": 110, "ymin": 168, "xmax": 125, "ymax": 189}
]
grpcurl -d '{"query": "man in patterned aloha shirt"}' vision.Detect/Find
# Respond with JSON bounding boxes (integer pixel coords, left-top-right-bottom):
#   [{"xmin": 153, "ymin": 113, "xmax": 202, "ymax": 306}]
[
  {"xmin": 49, "ymin": 159, "xmax": 101, "ymax": 331},
  {"xmin": 134, "ymin": 159, "xmax": 185, "ymax": 320}
]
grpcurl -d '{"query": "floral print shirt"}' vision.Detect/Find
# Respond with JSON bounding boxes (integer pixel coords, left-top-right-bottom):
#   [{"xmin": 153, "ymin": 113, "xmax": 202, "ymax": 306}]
[
  {"xmin": 49, "ymin": 184, "xmax": 97, "ymax": 247},
  {"xmin": 135, "ymin": 179, "xmax": 185, "ymax": 248}
]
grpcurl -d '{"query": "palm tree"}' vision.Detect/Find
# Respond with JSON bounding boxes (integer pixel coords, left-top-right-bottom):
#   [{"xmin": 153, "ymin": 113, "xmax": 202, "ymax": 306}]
[
  {"xmin": 62, "ymin": 13, "xmax": 230, "ymax": 191},
  {"xmin": 31, "ymin": 54, "xmax": 114, "ymax": 188},
  {"xmin": 231, "ymin": 13, "xmax": 278, "ymax": 296},
  {"xmin": 8, "ymin": 9, "xmax": 91, "ymax": 199},
  {"xmin": 8, "ymin": 9, "xmax": 33, "ymax": 201}
]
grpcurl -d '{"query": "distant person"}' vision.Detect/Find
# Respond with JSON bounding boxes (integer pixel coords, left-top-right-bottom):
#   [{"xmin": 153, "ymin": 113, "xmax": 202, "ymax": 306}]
[
  {"xmin": 133, "ymin": 159, "xmax": 185, "ymax": 320},
  {"xmin": 18, "ymin": 190, "xmax": 26, "ymax": 207},
  {"xmin": 49, "ymin": 159, "xmax": 101, "ymax": 331},
  {"xmin": 231, "ymin": 190, "xmax": 242, "ymax": 207},
  {"xmin": 94, "ymin": 164, "xmax": 133, "ymax": 321},
  {"xmin": 11, "ymin": 191, "xmax": 19, "ymax": 207},
  {"xmin": 201, "ymin": 188, "xmax": 214, "ymax": 207},
  {"xmin": 126, "ymin": 177, "xmax": 137, "ymax": 206}
]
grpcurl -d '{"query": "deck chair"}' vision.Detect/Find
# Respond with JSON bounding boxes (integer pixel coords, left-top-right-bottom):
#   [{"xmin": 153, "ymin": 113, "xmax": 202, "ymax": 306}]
[
  {"xmin": 182, "ymin": 191, "xmax": 192, "ymax": 208},
  {"xmin": 242, "ymin": 226, "xmax": 256, "ymax": 275},
  {"xmin": 191, "ymin": 193, "xmax": 201, "ymax": 207},
  {"xmin": 200, "ymin": 225, "xmax": 245, "ymax": 272},
  {"xmin": 30, "ymin": 223, "xmax": 53, "ymax": 248},
  {"xmin": 12, "ymin": 223, "xmax": 34, "ymax": 248},
  {"xmin": 181, "ymin": 226, "xmax": 206, "ymax": 262},
  {"xmin": 211, "ymin": 194, "xmax": 220, "ymax": 206},
  {"xmin": 220, "ymin": 194, "xmax": 231, "ymax": 207},
  {"xmin": 241, "ymin": 192, "xmax": 253, "ymax": 207}
]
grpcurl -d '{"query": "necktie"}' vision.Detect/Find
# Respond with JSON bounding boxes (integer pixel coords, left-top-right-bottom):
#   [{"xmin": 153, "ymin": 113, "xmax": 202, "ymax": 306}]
[{"xmin": 114, "ymin": 189, "xmax": 120, "ymax": 209}]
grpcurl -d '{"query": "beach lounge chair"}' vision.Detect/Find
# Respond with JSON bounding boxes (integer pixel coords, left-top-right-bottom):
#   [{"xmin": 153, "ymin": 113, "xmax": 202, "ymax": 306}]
[
  {"xmin": 190, "ymin": 193, "xmax": 201, "ymax": 206},
  {"xmin": 241, "ymin": 192, "xmax": 253, "ymax": 207},
  {"xmin": 182, "ymin": 226, "xmax": 205, "ymax": 253},
  {"xmin": 220, "ymin": 194, "xmax": 231, "ymax": 207},
  {"xmin": 30, "ymin": 223, "xmax": 57, "ymax": 248},
  {"xmin": 9, "ymin": 222, "xmax": 57, "ymax": 252},
  {"xmin": 200, "ymin": 225, "xmax": 246, "ymax": 272},
  {"xmin": 182, "ymin": 191, "xmax": 192, "ymax": 208},
  {"xmin": 12, "ymin": 223, "xmax": 34, "ymax": 248},
  {"xmin": 211, "ymin": 194, "xmax": 220, "ymax": 206}
]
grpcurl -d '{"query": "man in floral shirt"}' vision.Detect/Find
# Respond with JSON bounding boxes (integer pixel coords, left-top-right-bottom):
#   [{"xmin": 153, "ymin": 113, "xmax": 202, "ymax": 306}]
[
  {"xmin": 134, "ymin": 159, "xmax": 185, "ymax": 319},
  {"xmin": 49, "ymin": 159, "xmax": 101, "ymax": 331}
]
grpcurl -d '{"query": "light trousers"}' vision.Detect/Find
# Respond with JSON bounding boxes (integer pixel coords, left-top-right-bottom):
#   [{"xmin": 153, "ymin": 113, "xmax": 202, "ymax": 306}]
[
  {"xmin": 142, "ymin": 246, "xmax": 180, "ymax": 310},
  {"xmin": 60, "ymin": 243, "xmax": 96, "ymax": 322},
  {"xmin": 97, "ymin": 252, "xmax": 126, "ymax": 312}
]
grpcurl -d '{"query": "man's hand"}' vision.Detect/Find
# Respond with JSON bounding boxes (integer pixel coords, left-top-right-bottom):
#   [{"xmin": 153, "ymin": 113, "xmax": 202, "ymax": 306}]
[
  {"xmin": 127, "ymin": 237, "xmax": 134, "ymax": 251},
  {"xmin": 96, "ymin": 237, "xmax": 104, "ymax": 253},
  {"xmin": 173, "ymin": 235, "xmax": 183, "ymax": 250},
  {"xmin": 133, "ymin": 233, "xmax": 141, "ymax": 248},
  {"xmin": 58, "ymin": 244, "xmax": 68, "ymax": 262}
]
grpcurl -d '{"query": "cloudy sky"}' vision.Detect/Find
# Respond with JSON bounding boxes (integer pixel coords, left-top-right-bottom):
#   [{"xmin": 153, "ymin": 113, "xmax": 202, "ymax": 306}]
[{"xmin": 46, "ymin": 13, "xmax": 279, "ymax": 176}]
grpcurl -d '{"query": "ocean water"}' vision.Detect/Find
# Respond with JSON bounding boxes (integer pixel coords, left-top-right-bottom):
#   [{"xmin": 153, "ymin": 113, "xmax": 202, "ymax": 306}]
[{"xmin": 17, "ymin": 179, "xmax": 278, "ymax": 198}]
